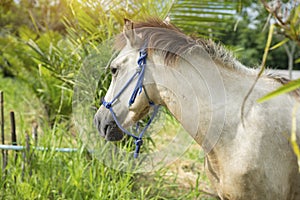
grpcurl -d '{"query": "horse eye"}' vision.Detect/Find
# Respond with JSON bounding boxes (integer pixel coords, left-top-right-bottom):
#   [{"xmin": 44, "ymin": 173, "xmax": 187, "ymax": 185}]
[{"xmin": 110, "ymin": 67, "xmax": 118, "ymax": 75}]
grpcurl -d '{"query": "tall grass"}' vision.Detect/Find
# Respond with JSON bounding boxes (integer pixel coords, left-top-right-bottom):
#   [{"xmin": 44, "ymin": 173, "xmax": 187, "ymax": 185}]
[
  {"xmin": 1, "ymin": 133, "xmax": 135, "ymax": 199},
  {"xmin": 0, "ymin": 113, "xmax": 212, "ymax": 199}
]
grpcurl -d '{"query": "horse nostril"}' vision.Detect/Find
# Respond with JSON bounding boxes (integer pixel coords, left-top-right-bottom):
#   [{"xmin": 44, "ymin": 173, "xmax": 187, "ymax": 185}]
[
  {"xmin": 93, "ymin": 112, "xmax": 124, "ymax": 141},
  {"xmin": 104, "ymin": 124, "xmax": 109, "ymax": 136},
  {"xmin": 102, "ymin": 123, "xmax": 124, "ymax": 141}
]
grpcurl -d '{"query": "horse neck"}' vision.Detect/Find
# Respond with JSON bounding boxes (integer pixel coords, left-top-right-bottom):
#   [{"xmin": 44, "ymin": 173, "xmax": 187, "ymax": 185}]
[{"xmin": 150, "ymin": 51, "xmax": 269, "ymax": 148}]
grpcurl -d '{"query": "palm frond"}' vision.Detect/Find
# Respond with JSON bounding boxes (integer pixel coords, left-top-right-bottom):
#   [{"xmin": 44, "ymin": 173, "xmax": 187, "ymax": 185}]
[{"xmin": 170, "ymin": 0, "xmax": 242, "ymax": 37}]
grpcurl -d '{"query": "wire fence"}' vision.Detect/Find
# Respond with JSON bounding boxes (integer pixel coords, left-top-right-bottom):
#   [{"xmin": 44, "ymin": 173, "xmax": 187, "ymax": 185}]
[{"xmin": 0, "ymin": 91, "xmax": 79, "ymax": 186}]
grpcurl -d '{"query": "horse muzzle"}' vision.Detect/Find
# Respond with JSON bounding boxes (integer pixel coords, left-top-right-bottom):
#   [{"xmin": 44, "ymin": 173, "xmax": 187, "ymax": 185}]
[{"xmin": 94, "ymin": 107, "xmax": 124, "ymax": 141}]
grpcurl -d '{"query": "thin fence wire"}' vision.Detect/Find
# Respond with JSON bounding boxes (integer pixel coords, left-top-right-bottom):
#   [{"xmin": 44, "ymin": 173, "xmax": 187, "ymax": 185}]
[{"xmin": 0, "ymin": 144, "xmax": 78, "ymax": 152}]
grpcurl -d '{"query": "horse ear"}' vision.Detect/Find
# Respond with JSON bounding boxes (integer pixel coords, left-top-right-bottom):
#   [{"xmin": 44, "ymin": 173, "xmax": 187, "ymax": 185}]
[
  {"xmin": 123, "ymin": 18, "xmax": 141, "ymax": 48},
  {"xmin": 163, "ymin": 15, "xmax": 171, "ymax": 25}
]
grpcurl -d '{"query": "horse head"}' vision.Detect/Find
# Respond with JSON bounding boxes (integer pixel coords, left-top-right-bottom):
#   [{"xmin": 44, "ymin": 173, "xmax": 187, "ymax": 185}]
[{"xmin": 94, "ymin": 19, "xmax": 159, "ymax": 142}]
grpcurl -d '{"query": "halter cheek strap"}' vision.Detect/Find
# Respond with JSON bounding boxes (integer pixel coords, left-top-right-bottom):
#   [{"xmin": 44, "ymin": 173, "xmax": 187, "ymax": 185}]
[{"xmin": 102, "ymin": 47, "xmax": 160, "ymax": 158}]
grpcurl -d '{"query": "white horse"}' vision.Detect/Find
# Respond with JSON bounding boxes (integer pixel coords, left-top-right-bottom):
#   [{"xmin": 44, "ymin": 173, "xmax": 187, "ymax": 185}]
[{"xmin": 94, "ymin": 18, "xmax": 300, "ymax": 199}]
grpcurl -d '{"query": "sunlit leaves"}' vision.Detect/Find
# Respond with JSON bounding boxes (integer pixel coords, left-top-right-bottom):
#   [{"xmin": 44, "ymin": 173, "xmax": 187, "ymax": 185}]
[{"xmin": 170, "ymin": 0, "xmax": 242, "ymax": 37}]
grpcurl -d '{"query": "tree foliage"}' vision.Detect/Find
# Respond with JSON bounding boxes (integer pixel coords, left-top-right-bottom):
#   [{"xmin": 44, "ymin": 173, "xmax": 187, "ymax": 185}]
[{"xmin": 0, "ymin": 0, "xmax": 299, "ymax": 124}]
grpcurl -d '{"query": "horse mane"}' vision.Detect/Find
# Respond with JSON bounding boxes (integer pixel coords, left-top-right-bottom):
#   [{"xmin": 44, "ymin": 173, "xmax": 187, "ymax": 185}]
[
  {"xmin": 115, "ymin": 18, "xmax": 300, "ymax": 99},
  {"xmin": 115, "ymin": 17, "xmax": 245, "ymax": 70}
]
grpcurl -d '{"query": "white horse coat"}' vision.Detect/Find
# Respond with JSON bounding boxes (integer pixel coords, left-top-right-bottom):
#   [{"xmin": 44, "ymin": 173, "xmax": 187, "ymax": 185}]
[{"xmin": 94, "ymin": 18, "xmax": 300, "ymax": 200}]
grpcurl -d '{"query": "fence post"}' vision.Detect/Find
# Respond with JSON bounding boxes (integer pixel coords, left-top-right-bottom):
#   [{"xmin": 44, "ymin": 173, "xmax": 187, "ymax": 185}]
[
  {"xmin": 22, "ymin": 132, "xmax": 33, "ymax": 179},
  {"xmin": 26, "ymin": 132, "xmax": 32, "ymax": 177},
  {"xmin": 10, "ymin": 112, "xmax": 16, "ymax": 146},
  {"xmin": 1, "ymin": 91, "xmax": 7, "ymax": 186},
  {"xmin": 10, "ymin": 111, "xmax": 17, "ymax": 183}
]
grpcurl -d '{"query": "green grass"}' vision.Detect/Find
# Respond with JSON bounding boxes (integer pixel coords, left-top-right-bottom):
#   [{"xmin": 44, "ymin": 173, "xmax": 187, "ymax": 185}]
[{"xmin": 0, "ymin": 76, "xmax": 215, "ymax": 200}]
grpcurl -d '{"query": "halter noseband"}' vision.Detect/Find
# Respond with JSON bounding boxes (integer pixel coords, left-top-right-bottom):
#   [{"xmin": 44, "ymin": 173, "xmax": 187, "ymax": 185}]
[{"xmin": 102, "ymin": 46, "xmax": 160, "ymax": 158}]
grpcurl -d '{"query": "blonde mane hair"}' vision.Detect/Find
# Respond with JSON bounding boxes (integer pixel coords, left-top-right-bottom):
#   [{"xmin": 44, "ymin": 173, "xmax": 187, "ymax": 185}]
[{"xmin": 115, "ymin": 17, "xmax": 242, "ymax": 69}]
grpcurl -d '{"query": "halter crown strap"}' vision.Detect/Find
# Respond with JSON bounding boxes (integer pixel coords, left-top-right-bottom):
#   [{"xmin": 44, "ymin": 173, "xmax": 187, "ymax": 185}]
[{"xmin": 129, "ymin": 47, "xmax": 147, "ymax": 106}]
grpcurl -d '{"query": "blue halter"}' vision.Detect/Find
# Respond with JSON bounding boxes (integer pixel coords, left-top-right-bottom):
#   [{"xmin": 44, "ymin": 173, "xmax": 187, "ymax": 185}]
[{"xmin": 102, "ymin": 46, "xmax": 160, "ymax": 158}]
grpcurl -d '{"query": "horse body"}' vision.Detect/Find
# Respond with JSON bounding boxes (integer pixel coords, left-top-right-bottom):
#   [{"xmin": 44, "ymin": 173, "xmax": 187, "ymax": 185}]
[
  {"xmin": 205, "ymin": 76, "xmax": 300, "ymax": 199},
  {"xmin": 154, "ymin": 53, "xmax": 300, "ymax": 199},
  {"xmin": 94, "ymin": 18, "xmax": 300, "ymax": 199}
]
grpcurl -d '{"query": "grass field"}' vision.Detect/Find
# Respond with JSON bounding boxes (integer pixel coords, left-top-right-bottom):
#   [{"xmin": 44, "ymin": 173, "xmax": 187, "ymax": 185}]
[{"xmin": 0, "ymin": 76, "xmax": 216, "ymax": 200}]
